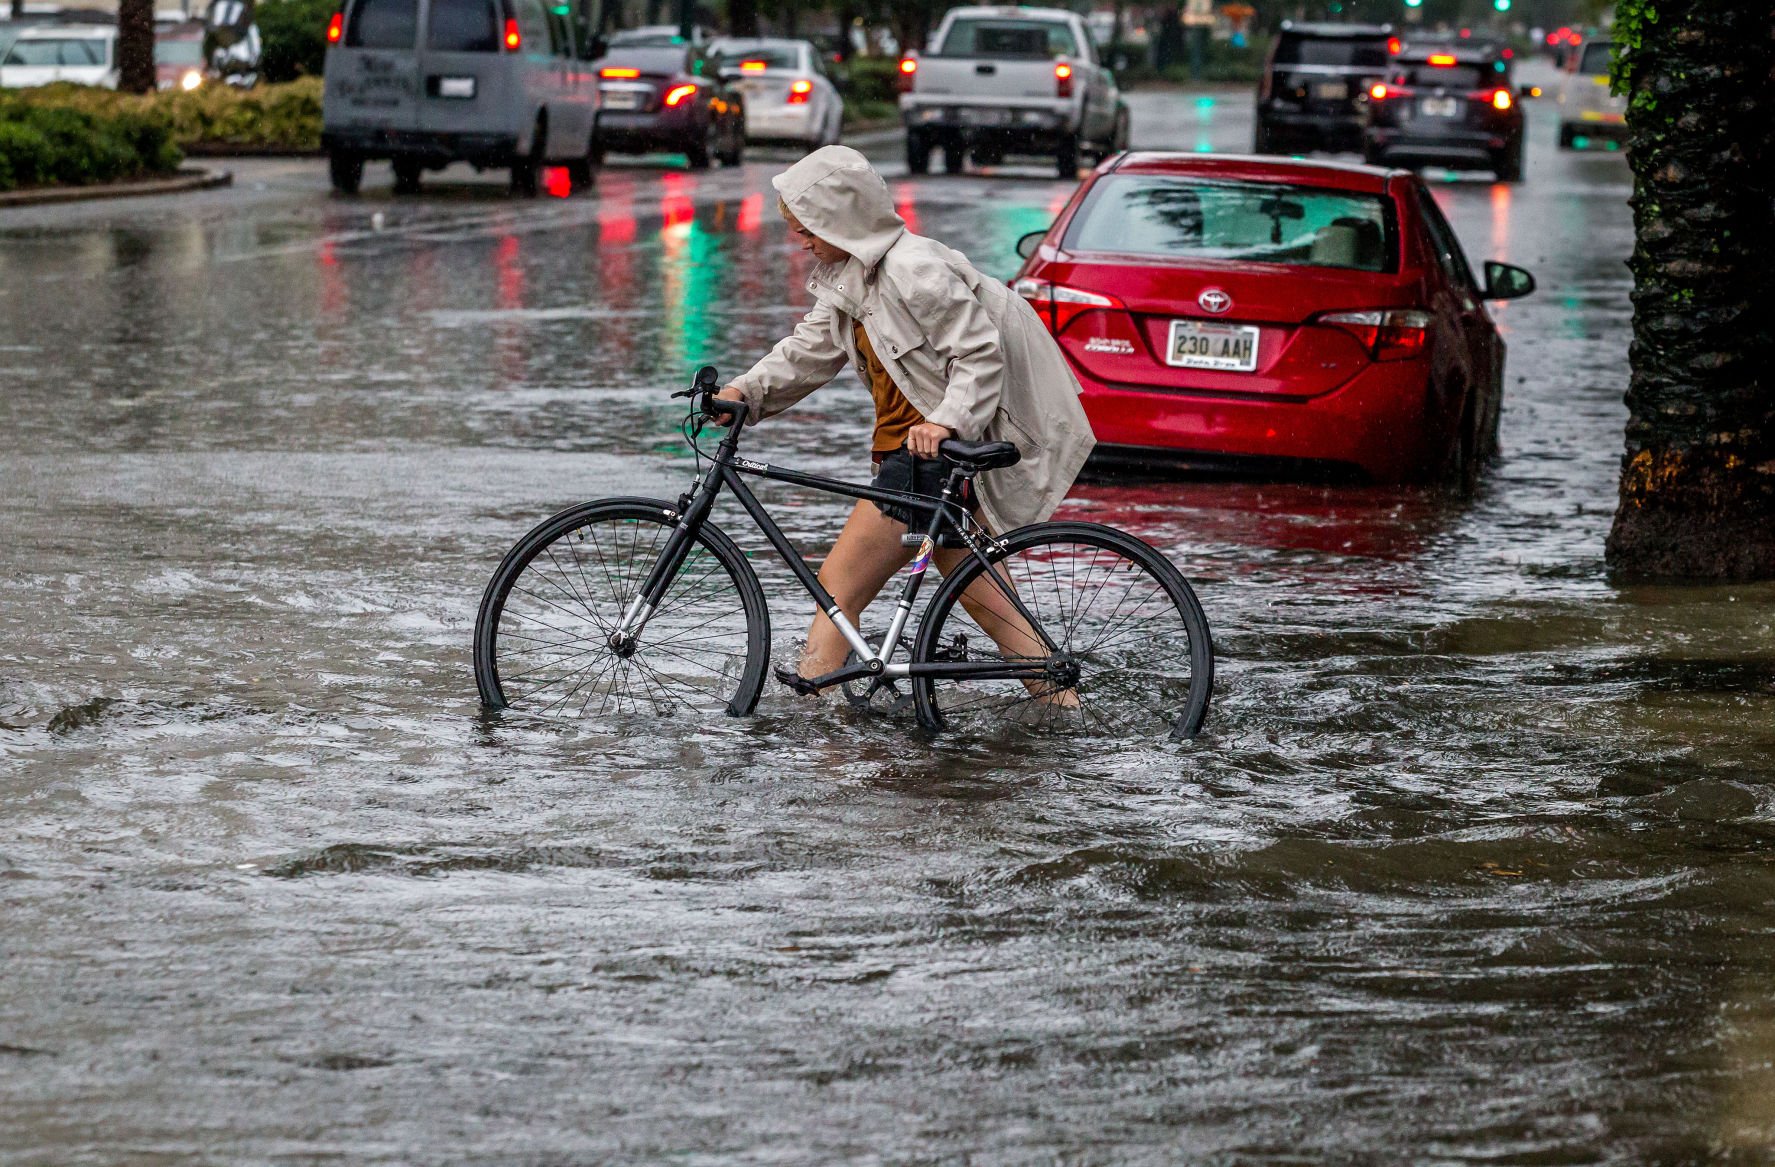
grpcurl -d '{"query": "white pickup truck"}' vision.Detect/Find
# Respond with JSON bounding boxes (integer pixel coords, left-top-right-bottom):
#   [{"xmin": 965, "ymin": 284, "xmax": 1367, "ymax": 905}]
[{"xmin": 898, "ymin": 5, "xmax": 1128, "ymax": 178}]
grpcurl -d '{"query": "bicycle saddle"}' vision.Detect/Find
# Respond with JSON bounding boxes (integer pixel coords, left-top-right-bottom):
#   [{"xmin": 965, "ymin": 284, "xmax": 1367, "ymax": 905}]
[{"xmin": 938, "ymin": 439, "xmax": 1020, "ymax": 472}]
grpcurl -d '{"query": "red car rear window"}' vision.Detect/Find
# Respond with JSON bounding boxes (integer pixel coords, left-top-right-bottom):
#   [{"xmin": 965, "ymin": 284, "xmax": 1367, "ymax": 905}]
[{"xmin": 1062, "ymin": 175, "xmax": 1398, "ymax": 273}]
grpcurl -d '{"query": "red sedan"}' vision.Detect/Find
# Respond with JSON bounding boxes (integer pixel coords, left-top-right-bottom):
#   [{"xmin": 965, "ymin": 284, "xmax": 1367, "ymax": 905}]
[{"xmin": 1012, "ymin": 153, "xmax": 1536, "ymax": 486}]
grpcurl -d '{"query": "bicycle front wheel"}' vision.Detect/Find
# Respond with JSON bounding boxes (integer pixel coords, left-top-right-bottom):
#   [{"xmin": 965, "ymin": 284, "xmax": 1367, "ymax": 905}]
[
  {"xmin": 910, "ymin": 521, "xmax": 1213, "ymax": 739},
  {"xmin": 474, "ymin": 498, "xmax": 770, "ymax": 720}
]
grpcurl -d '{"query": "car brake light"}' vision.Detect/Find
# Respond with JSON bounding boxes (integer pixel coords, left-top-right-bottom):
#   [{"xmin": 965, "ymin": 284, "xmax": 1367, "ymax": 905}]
[
  {"xmin": 1490, "ymin": 88, "xmax": 1513, "ymax": 111},
  {"xmin": 1386, "ymin": 36, "xmax": 1401, "ymax": 55},
  {"xmin": 896, "ymin": 55, "xmax": 917, "ymax": 93},
  {"xmin": 740, "ymin": 59, "xmax": 766, "ymax": 71},
  {"xmin": 1055, "ymin": 60, "xmax": 1073, "ymax": 98},
  {"xmin": 503, "ymin": 17, "xmax": 520, "ymax": 49},
  {"xmin": 1369, "ymin": 83, "xmax": 1390, "ymax": 100},
  {"xmin": 1429, "ymin": 53, "xmax": 1457, "ymax": 66},
  {"xmin": 1316, "ymin": 309, "xmax": 1431, "ymax": 361},
  {"xmin": 1014, "ymin": 277, "xmax": 1124, "ymax": 334},
  {"xmin": 326, "ymin": 10, "xmax": 343, "ymax": 43},
  {"xmin": 664, "ymin": 83, "xmax": 697, "ymax": 107},
  {"xmin": 600, "ymin": 66, "xmax": 638, "ymax": 78},
  {"xmin": 787, "ymin": 78, "xmax": 813, "ymax": 104}
]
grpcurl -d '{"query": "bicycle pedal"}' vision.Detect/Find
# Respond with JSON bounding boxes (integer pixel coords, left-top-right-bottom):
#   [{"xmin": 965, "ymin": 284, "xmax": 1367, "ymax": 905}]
[{"xmin": 773, "ymin": 667, "xmax": 823, "ymax": 696}]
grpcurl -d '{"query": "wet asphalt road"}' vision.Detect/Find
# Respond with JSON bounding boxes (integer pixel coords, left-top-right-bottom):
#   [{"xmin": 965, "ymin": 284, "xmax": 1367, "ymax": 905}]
[{"xmin": 5, "ymin": 65, "xmax": 1775, "ymax": 1163}]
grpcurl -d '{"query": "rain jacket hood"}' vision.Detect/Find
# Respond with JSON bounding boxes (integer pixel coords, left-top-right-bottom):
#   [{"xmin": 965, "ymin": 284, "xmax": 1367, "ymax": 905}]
[
  {"xmin": 735, "ymin": 150, "xmax": 1096, "ymax": 533},
  {"xmin": 771, "ymin": 145, "xmax": 905, "ymax": 274}
]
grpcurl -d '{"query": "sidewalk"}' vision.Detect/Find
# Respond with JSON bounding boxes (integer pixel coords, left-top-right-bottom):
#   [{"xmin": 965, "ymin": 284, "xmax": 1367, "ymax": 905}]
[{"xmin": 0, "ymin": 166, "xmax": 232, "ymax": 209}]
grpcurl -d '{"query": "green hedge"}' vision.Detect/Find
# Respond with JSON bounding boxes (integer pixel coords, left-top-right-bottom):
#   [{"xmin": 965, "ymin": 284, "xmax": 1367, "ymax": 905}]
[
  {"xmin": 258, "ymin": 0, "xmax": 336, "ymax": 83},
  {"xmin": 834, "ymin": 56, "xmax": 901, "ymax": 109},
  {"xmin": 0, "ymin": 94, "xmax": 182, "ymax": 191},
  {"xmin": 1, "ymin": 78, "xmax": 324, "ymax": 173}
]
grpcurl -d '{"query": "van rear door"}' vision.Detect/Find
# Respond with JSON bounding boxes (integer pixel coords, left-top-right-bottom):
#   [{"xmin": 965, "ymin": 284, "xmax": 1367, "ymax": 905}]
[
  {"xmin": 415, "ymin": 0, "xmax": 510, "ymax": 139},
  {"xmin": 329, "ymin": 0, "xmax": 422, "ymax": 134}
]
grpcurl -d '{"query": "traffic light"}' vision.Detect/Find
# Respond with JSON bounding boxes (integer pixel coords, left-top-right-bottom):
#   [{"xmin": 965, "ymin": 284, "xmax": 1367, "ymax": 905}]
[
  {"xmin": 1404, "ymin": 0, "xmax": 1423, "ymax": 7},
  {"xmin": 1492, "ymin": 0, "xmax": 1511, "ymax": 9}
]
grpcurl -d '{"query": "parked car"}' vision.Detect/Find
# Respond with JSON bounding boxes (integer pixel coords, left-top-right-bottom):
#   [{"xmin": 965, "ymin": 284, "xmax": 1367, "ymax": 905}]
[
  {"xmin": 0, "ymin": 25, "xmax": 118, "ymax": 88},
  {"xmin": 321, "ymin": 0, "xmax": 600, "ymax": 195},
  {"xmin": 1009, "ymin": 152, "xmax": 1536, "ymax": 487},
  {"xmin": 1363, "ymin": 43, "xmax": 1527, "ymax": 182},
  {"xmin": 708, "ymin": 36, "xmax": 841, "ymax": 151},
  {"xmin": 1254, "ymin": 21, "xmax": 1393, "ymax": 155},
  {"xmin": 591, "ymin": 41, "xmax": 744, "ymax": 168},
  {"xmin": 200, "ymin": 0, "xmax": 260, "ymax": 86},
  {"xmin": 155, "ymin": 20, "xmax": 206, "ymax": 90},
  {"xmin": 1556, "ymin": 39, "xmax": 1625, "ymax": 150},
  {"xmin": 897, "ymin": 5, "xmax": 1128, "ymax": 178}
]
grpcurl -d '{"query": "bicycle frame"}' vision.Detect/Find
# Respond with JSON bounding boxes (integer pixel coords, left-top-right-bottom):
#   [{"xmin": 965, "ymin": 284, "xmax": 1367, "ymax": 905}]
[{"xmin": 606, "ymin": 406, "xmax": 1060, "ymax": 693}]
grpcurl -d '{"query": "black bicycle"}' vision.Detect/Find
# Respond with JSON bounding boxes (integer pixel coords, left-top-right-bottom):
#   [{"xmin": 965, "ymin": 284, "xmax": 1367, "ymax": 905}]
[{"xmin": 473, "ymin": 367, "xmax": 1214, "ymax": 738}]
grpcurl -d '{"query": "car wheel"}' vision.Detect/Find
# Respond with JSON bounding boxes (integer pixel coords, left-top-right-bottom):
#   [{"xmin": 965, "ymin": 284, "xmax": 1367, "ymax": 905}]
[
  {"xmin": 942, "ymin": 140, "xmax": 965, "ymax": 174},
  {"xmin": 906, "ymin": 129, "xmax": 931, "ymax": 174},
  {"xmin": 391, "ymin": 158, "xmax": 423, "ymax": 194},
  {"xmin": 328, "ymin": 150, "xmax": 364, "ymax": 195},
  {"xmin": 686, "ymin": 120, "xmax": 713, "ymax": 169},
  {"xmin": 717, "ymin": 117, "xmax": 744, "ymax": 166},
  {"xmin": 509, "ymin": 119, "xmax": 545, "ymax": 196},
  {"xmin": 1494, "ymin": 140, "xmax": 1524, "ymax": 183},
  {"xmin": 1449, "ymin": 392, "xmax": 1482, "ymax": 497},
  {"xmin": 1055, "ymin": 134, "xmax": 1079, "ymax": 178},
  {"xmin": 565, "ymin": 133, "xmax": 595, "ymax": 192}
]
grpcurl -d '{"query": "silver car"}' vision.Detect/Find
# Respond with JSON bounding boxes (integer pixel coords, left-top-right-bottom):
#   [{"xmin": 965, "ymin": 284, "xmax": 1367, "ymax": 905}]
[
  {"xmin": 708, "ymin": 37, "xmax": 842, "ymax": 150},
  {"xmin": 321, "ymin": 0, "xmax": 599, "ymax": 194}
]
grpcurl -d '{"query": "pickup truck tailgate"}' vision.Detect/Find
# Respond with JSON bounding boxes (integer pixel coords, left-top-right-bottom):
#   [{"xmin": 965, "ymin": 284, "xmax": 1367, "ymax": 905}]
[{"xmin": 912, "ymin": 57, "xmax": 1062, "ymax": 103}]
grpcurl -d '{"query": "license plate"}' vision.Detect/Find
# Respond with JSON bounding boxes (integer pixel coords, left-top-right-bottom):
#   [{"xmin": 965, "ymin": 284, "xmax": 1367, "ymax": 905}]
[
  {"xmin": 601, "ymin": 89, "xmax": 641, "ymax": 110},
  {"xmin": 436, "ymin": 75, "xmax": 474, "ymax": 99},
  {"xmin": 1313, "ymin": 81, "xmax": 1348, "ymax": 100},
  {"xmin": 1419, "ymin": 96, "xmax": 1459, "ymax": 117},
  {"xmin": 960, "ymin": 107, "xmax": 1008, "ymax": 126},
  {"xmin": 1167, "ymin": 320, "xmax": 1260, "ymax": 372}
]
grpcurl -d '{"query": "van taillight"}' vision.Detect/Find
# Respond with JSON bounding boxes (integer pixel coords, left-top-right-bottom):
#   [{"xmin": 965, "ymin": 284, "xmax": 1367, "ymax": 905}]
[
  {"xmin": 1014, "ymin": 277, "xmax": 1124, "ymax": 334},
  {"xmin": 787, "ymin": 79, "xmax": 813, "ymax": 105},
  {"xmin": 1055, "ymin": 60, "xmax": 1073, "ymax": 98},
  {"xmin": 503, "ymin": 18, "xmax": 520, "ymax": 49},
  {"xmin": 326, "ymin": 11, "xmax": 342, "ymax": 43},
  {"xmin": 1316, "ymin": 309, "xmax": 1431, "ymax": 361}
]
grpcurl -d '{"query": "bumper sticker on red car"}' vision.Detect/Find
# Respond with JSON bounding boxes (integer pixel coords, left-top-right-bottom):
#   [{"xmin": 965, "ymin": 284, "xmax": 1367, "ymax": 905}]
[{"xmin": 1083, "ymin": 337, "xmax": 1135, "ymax": 355}]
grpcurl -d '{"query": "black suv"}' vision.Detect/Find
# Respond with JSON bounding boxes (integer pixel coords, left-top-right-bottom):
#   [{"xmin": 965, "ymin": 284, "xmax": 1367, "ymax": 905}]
[
  {"xmin": 1255, "ymin": 21, "xmax": 1394, "ymax": 155},
  {"xmin": 1363, "ymin": 44, "xmax": 1527, "ymax": 182}
]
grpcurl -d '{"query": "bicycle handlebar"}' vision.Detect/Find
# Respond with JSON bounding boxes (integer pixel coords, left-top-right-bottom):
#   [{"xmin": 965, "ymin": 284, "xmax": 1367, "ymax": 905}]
[{"xmin": 673, "ymin": 365, "xmax": 748, "ymax": 427}]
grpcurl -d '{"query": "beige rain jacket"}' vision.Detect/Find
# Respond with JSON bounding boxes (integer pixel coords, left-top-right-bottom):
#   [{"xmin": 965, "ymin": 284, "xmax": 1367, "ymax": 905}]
[{"xmin": 729, "ymin": 145, "xmax": 1096, "ymax": 534}]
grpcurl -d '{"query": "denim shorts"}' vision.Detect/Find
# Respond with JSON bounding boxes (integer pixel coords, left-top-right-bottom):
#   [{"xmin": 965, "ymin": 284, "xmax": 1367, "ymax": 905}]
[{"xmin": 870, "ymin": 447, "xmax": 978, "ymax": 527}]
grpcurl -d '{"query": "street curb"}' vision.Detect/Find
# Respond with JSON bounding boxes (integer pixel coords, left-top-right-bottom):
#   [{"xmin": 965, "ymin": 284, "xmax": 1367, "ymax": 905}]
[{"xmin": 0, "ymin": 166, "xmax": 233, "ymax": 210}]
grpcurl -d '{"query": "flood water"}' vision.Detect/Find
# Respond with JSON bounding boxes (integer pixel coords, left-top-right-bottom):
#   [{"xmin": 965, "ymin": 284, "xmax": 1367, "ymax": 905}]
[{"xmin": 4, "ymin": 80, "xmax": 1775, "ymax": 1162}]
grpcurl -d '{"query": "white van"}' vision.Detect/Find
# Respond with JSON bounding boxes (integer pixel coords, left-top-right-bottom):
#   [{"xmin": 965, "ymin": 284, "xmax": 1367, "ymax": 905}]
[
  {"xmin": 320, "ymin": 0, "xmax": 599, "ymax": 194},
  {"xmin": 0, "ymin": 25, "xmax": 119, "ymax": 89}
]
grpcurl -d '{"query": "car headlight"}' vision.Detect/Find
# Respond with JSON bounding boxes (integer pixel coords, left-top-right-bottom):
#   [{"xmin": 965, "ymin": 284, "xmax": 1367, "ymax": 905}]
[{"xmin": 180, "ymin": 69, "xmax": 202, "ymax": 91}]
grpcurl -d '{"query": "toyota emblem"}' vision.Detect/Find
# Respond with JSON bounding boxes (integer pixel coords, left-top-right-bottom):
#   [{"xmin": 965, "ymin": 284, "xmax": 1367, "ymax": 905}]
[{"xmin": 1198, "ymin": 288, "xmax": 1233, "ymax": 315}]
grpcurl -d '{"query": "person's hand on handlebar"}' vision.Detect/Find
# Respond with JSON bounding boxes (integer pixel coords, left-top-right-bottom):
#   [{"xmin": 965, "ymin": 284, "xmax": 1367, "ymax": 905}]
[{"xmin": 712, "ymin": 385, "xmax": 746, "ymax": 426}]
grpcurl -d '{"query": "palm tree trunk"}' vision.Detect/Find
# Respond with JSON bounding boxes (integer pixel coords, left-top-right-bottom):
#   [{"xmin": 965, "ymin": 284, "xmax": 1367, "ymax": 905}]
[
  {"xmin": 116, "ymin": 0, "xmax": 157, "ymax": 93},
  {"xmin": 1605, "ymin": 1, "xmax": 1775, "ymax": 581}
]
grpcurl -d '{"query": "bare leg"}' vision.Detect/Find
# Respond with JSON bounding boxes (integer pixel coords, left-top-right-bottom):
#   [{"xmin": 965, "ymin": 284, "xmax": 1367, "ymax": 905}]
[
  {"xmin": 801, "ymin": 499, "xmax": 914, "ymax": 679},
  {"xmin": 932, "ymin": 547, "xmax": 1081, "ymax": 707}
]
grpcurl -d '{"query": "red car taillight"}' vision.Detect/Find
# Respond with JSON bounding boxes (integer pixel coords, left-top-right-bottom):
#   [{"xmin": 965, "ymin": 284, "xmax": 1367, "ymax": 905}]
[
  {"xmin": 326, "ymin": 10, "xmax": 343, "ymax": 43},
  {"xmin": 663, "ymin": 83, "xmax": 698, "ymax": 107},
  {"xmin": 1488, "ymin": 88, "xmax": 1513, "ymax": 111},
  {"xmin": 896, "ymin": 56, "xmax": 917, "ymax": 93},
  {"xmin": 1014, "ymin": 277, "xmax": 1125, "ymax": 334},
  {"xmin": 503, "ymin": 17, "xmax": 520, "ymax": 49},
  {"xmin": 1054, "ymin": 61, "xmax": 1073, "ymax": 98},
  {"xmin": 787, "ymin": 79, "xmax": 813, "ymax": 105},
  {"xmin": 1316, "ymin": 309, "xmax": 1431, "ymax": 361}
]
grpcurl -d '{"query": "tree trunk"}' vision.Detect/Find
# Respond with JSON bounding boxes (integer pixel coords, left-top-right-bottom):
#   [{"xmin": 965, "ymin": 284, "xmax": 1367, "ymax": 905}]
[
  {"xmin": 1605, "ymin": 1, "xmax": 1775, "ymax": 581},
  {"xmin": 116, "ymin": 0, "xmax": 156, "ymax": 93},
  {"xmin": 727, "ymin": 0, "xmax": 756, "ymax": 37}
]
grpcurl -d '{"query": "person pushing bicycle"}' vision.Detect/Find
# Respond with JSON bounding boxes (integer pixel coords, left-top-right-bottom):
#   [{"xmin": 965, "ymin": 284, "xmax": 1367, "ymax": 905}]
[{"xmin": 716, "ymin": 145, "xmax": 1097, "ymax": 688}]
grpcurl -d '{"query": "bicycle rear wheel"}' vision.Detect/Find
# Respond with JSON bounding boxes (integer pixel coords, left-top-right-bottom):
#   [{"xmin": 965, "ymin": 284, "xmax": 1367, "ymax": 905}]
[
  {"xmin": 474, "ymin": 498, "xmax": 770, "ymax": 720},
  {"xmin": 910, "ymin": 521, "xmax": 1213, "ymax": 739}
]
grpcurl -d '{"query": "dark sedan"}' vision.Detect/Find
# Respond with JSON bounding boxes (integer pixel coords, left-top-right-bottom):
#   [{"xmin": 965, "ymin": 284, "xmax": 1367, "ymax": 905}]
[{"xmin": 592, "ymin": 43, "xmax": 745, "ymax": 169}]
